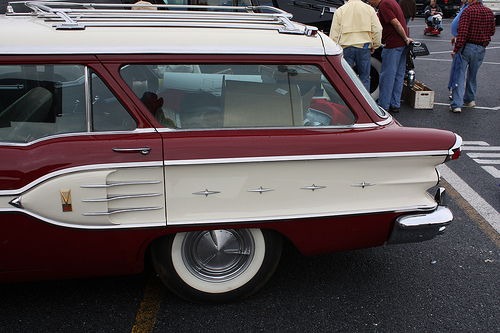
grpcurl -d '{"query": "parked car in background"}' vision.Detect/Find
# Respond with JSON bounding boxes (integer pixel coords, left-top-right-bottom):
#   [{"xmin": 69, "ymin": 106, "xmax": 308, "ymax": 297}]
[
  {"xmin": 261, "ymin": 0, "xmax": 343, "ymax": 33},
  {"xmin": 1, "ymin": 1, "xmax": 461, "ymax": 303},
  {"xmin": 483, "ymin": 0, "xmax": 500, "ymax": 25},
  {"xmin": 1, "ymin": 0, "xmax": 255, "ymax": 13}
]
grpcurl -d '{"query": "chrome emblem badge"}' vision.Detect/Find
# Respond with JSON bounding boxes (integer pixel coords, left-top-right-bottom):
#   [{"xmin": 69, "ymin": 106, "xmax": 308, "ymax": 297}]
[{"xmin": 60, "ymin": 190, "xmax": 72, "ymax": 212}]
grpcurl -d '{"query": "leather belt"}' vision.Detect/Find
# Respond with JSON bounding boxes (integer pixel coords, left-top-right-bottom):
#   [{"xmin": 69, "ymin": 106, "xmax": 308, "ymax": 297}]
[{"xmin": 467, "ymin": 41, "xmax": 489, "ymax": 47}]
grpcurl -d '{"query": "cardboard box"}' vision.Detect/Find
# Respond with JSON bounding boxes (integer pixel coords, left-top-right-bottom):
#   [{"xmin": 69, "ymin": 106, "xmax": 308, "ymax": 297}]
[{"xmin": 403, "ymin": 81, "xmax": 434, "ymax": 109}]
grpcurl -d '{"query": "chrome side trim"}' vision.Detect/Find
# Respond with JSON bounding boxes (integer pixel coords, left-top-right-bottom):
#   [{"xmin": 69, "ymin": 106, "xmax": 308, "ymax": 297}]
[
  {"xmin": 0, "ymin": 161, "xmax": 163, "ymax": 196},
  {"xmin": 247, "ymin": 187, "xmax": 275, "ymax": 194},
  {"xmin": 9, "ymin": 196, "xmax": 23, "ymax": 208},
  {"xmin": 0, "ymin": 204, "xmax": 437, "ymax": 230},
  {"xmin": 82, "ymin": 193, "xmax": 161, "ymax": 202},
  {"xmin": 164, "ymin": 150, "xmax": 450, "ymax": 166},
  {"xmin": 351, "ymin": 182, "xmax": 376, "ymax": 188},
  {"xmin": 85, "ymin": 66, "xmax": 91, "ymax": 132},
  {"xmin": 83, "ymin": 206, "xmax": 163, "ymax": 216},
  {"xmin": 300, "ymin": 184, "xmax": 326, "ymax": 191},
  {"xmin": 374, "ymin": 116, "xmax": 393, "ymax": 126},
  {"xmin": 155, "ymin": 123, "xmax": 380, "ymax": 133},
  {"xmin": 2, "ymin": 45, "xmax": 328, "ymax": 56},
  {"xmin": 0, "ymin": 128, "xmax": 157, "ymax": 147},
  {"xmin": 81, "ymin": 180, "xmax": 161, "ymax": 188},
  {"xmin": 0, "ymin": 149, "xmax": 448, "ymax": 196},
  {"xmin": 193, "ymin": 189, "xmax": 221, "ymax": 197},
  {"xmin": 166, "ymin": 204, "xmax": 438, "ymax": 227}
]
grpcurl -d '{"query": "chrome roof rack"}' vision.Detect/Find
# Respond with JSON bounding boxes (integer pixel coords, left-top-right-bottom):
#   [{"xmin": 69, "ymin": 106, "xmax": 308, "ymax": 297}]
[{"xmin": 6, "ymin": 1, "xmax": 318, "ymax": 36}]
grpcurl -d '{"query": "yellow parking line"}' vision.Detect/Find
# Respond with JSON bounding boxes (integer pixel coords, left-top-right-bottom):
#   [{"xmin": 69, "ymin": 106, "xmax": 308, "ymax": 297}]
[
  {"xmin": 442, "ymin": 179, "xmax": 500, "ymax": 248},
  {"xmin": 131, "ymin": 274, "xmax": 165, "ymax": 333}
]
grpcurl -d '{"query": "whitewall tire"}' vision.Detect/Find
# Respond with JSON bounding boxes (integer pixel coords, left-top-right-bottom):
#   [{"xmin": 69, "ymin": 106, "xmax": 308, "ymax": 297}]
[{"xmin": 152, "ymin": 228, "xmax": 282, "ymax": 303}]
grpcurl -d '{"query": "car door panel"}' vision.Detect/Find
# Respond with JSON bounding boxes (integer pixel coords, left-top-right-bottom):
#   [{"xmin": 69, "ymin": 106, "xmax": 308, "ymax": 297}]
[{"xmin": 0, "ymin": 62, "xmax": 165, "ymax": 273}]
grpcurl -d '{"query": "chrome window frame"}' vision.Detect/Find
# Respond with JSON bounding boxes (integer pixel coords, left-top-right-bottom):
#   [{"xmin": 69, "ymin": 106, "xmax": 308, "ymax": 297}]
[{"xmin": 340, "ymin": 57, "xmax": 389, "ymax": 119}]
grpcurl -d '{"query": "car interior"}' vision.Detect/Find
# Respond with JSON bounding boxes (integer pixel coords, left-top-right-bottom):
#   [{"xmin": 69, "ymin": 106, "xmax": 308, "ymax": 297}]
[{"xmin": 120, "ymin": 63, "xmax": 356, "ymax": 130}]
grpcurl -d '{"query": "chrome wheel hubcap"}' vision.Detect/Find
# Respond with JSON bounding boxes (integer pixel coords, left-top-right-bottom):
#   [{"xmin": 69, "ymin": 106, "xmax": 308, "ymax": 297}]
[{"xmin": 181, "ymin": 229, "xmax": 255, "ymax": 283}]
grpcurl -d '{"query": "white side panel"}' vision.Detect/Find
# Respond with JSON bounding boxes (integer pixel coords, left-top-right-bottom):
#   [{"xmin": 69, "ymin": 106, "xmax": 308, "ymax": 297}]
[
  {"xmin": 165, "ymin": 156, "xmax": 443, "ymax": 225},
  {"xmin": 18, "ymin": 166, "xmax": 165, "ymax": 227}
]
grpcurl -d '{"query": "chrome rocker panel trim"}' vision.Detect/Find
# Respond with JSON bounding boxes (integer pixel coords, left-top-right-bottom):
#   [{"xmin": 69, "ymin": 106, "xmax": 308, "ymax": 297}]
[{"xmin": 0, "ymin": 203, "xmax": 438, "ymax": 230}]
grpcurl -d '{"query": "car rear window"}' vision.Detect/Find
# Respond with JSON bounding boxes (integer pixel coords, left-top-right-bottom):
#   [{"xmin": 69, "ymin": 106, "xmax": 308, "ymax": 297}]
[
  {"xmin": 0, "ymin": 64, "xmax": 136, "ymax": 143},
  {"xmin": 120, "ymin": 64, "xmax": 356, "ymax": 129}
]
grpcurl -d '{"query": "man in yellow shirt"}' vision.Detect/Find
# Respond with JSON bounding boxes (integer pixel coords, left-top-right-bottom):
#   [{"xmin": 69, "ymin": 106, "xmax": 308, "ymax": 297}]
[{"xmin": 330, "ymin": 0, "xmax": 382, "ymax": 92}]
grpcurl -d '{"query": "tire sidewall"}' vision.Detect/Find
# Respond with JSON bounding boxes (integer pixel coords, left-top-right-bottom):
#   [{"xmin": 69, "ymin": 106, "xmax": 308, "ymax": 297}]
[
  {"xmin": 171, "ymin": 229, "xmax": 265, "ymax": 294},
  {"xmin": 152, "ymin": 228, "xmax": 282, "ymax": 303}
]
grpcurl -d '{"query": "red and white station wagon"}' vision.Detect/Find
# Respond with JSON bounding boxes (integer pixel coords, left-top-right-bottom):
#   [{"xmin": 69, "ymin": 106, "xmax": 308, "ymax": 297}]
[{"xmin": 0, "ymin": 2, "xmax": 461, "ymax": 303}]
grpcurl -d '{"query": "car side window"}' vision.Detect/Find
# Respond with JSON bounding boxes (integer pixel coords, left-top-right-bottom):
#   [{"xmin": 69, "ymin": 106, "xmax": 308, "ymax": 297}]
[
  {"xmin": 0, "ymin": 64, "xmax": 86, "ymax": 142},
  {"xmin": 0, "ymin": 64, "xmax": 136, "ymax": 143},
  {"xmin": 120, "ymin": 64, "xmax": 356, "ymax": 129},
  {"xmin": 91, "ymin": 72, "xmax": 137, "ymax": 132},
  {"xmin": 340, "ymin": 58, "xmax": 388, "ymax": 118}
]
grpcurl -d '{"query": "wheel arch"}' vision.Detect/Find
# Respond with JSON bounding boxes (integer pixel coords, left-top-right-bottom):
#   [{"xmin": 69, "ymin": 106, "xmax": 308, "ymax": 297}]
[{"xmin": 141, "ymin": 211, "xmax": 394, "ymax": 260}]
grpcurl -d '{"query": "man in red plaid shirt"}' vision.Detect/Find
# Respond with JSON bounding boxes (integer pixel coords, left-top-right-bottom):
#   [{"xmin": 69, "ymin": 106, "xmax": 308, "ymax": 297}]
[{"xmin": 450, "ymin": 0, "xmax": 495, "ymax": 113}]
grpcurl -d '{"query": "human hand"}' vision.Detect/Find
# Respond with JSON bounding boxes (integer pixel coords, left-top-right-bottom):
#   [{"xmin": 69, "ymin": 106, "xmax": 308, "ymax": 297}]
[{"xmin": 405, "ymin": 37, "xmax": 415, "ymax": 46}]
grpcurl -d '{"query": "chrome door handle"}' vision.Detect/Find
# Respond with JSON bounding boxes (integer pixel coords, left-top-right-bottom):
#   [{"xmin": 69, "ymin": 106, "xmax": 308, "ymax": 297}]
[{"xmin": 112, "ymin": 147, "xmax": 151, "ymax": 155}]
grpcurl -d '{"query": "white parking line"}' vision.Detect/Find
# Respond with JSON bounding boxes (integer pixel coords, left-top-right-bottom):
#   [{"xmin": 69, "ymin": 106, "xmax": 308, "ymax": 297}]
[
  {"xmin": 438, "ymin": 164, "xmax": 500, "ymax": 234},
  {"xmin": 462, "ymin": 142, "xmax": 500, "ymax": 178},
  {"xmin": 462, "ymin": 145, "xmax": 500, "ymax": 150},
  {"xmin": 482, "ymin": 166, "xmax": 500, "ymax": 178},
  {"xmin": 463, "ymin": 141, "xmax": 490, "ymax": 146},
  {"xmin": 416, "ymin": 57, "xmax": 500, "ymax": 65},
  {"xmin": 473, "ymin": 159, "xmax": 500, "ymax": 164},
  {"xmin": 427, "ymin": 46, "xmax": 500, "ymax": 56},
  {"xmin": 434, "ymin": 102, "xmax": 500, "ymax": 111},
  {"xmin": 467, "ymin": 153, "xmax": 500, "ymax": 158}
]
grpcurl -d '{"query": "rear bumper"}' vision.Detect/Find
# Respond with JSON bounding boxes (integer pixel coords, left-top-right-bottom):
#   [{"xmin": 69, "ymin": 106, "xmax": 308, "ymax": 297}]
[{"xmin": 387, "ymin": 188, "xmax": 453, "ymax": 244}]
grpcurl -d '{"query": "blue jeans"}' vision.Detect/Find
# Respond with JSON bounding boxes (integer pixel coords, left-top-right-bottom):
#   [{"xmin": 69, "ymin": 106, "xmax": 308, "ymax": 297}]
[
  {"xmin": 451, "ymin": 43, "xmax": 486, "ymax": 108},
  {"xmin": 379, "ymin": 46, "xmax": 408, "ymax": 110},
  {"xmin": 343, "ymin": 46, "xmax": 372, "ymax": 92}
]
